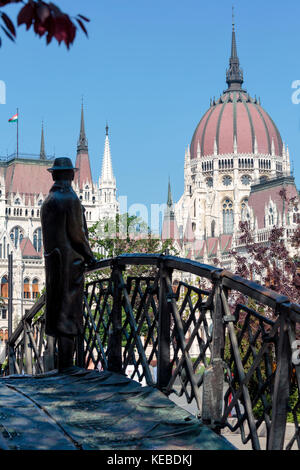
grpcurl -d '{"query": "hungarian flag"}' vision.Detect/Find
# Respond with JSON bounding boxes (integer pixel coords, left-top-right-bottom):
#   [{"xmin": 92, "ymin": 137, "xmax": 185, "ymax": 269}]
[{"xmin": 8, "ymin": 113, "xmax": 18, "ymax": 123}]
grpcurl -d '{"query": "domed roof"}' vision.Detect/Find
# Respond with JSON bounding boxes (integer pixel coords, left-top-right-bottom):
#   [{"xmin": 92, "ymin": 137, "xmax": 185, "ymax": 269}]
[
  {"xmin": 190, "ymin": 91, "xmax": 283, "ymax": 158},
  {"xmin": 190, "ymin": 24, "xmax": 283, "ymax": 159}
]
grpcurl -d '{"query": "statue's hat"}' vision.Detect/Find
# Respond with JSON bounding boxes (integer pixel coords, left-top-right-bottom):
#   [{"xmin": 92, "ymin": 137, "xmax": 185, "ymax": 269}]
[{"xmin": 47, "ymin": 157, "xmax": 78, "ymax": 172}]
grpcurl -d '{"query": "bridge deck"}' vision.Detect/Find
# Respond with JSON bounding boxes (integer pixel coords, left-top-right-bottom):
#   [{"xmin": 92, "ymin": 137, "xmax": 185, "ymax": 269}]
[{"xmin": 0, "ymin": 367, "xmax": 235, "ymax": 450}]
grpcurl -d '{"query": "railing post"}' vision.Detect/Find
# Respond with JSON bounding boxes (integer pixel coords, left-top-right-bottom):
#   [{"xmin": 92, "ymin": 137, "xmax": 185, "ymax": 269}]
[
  {"xmin": 76, "ymin": 332, "xmax": 85, "ymax": 368},
  {"xmin": 157, "ymin": 259, "xmax": 172, "ymax": 390},
  {"xmin": 23, "ymin": 320, "xmax": 33, "ymax": 375},
  {"xmin": 8, "ymin": 343, "xmax": 16, "ymax": 375},
  {"xmin": 268, "ymin": 304, "xmax": 291, "ymax": 450},
  {"xmin": 43, "ymin": 335, "xmax": 55, "ymax": 372},
  {"xmin": 108, "ymin": 261, "xmax": 123, "ymax": 373},
  {"xmin": 202, "ymin": 271, "xmax": 225, "ymax": 429}
]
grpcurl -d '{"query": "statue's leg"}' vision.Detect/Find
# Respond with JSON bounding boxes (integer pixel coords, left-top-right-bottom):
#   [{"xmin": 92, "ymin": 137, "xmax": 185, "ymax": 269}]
[{"xmin": 57, "ymin": 335, "xmax": 75, "ymax": 370}]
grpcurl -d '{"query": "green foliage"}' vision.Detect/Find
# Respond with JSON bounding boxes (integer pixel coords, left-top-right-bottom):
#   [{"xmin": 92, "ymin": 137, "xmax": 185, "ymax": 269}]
[{"xmin": 88, "ymin": 212, "xmax": 178, "ymax": 279}]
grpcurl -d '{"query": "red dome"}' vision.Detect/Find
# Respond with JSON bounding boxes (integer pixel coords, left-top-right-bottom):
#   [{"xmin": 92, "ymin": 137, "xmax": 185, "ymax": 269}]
[{"xmin": 190, "ymin": 91, "xmax": 283, "ymax": 159}]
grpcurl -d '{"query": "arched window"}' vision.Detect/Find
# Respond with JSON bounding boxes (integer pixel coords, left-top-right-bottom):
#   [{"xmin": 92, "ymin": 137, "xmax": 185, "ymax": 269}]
[
  {"xmin": 10, "ymin": 226, "xmax": 24, "ymax": 248},
  {"xmin": 15, "ymin": 198, "xmax": 20, "ymax": 205},
  {"xmin": 33, "ymin": 228, "xmax": 42, "ymax": 252},
  {"xmin": 206, "ymin": 177, "xmax": 213, "ymax": 188},
  {"xmin": 24, "ymin": 278, "xmax": 30, "ymax": 299},
  {"xmin": 211, "ymin": 220, "xmax": 216, "ymax": 237},
  {"xmin": 223, "ymin": 198, "xmax": 234, "ymax": 234},
  {"xmin": 38, "ymin": 199, "xmax": 43, "ymax": 206},
  {"xmin": 32, "ymin": 278, "xmax": 39, "ymax": 299},
  {"xmin": 293, "ymin": 206, "xmax": 300, "ymax": 224},
  {"xmin": 1, "ymin": 276, "xmax": 8, "ymax": 298}
]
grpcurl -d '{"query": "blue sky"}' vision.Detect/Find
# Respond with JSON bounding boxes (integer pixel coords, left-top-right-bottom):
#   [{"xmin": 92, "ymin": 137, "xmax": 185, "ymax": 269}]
[{"xmin": 0, "ymin": 0, "xmax": 300, "ymax": 220}]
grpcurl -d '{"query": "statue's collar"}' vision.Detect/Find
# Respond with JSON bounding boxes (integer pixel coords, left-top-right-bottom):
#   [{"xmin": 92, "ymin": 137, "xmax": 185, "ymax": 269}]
[{"xmin": 51, "ymin": 181, "xmax": 73, "ymax": 192}]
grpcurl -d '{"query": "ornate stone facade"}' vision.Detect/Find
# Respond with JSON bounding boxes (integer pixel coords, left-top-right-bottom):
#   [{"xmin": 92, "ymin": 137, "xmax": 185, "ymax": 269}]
[{"xmin": 162, "ymin": 22, "xmax": 299, "ymax": 275}]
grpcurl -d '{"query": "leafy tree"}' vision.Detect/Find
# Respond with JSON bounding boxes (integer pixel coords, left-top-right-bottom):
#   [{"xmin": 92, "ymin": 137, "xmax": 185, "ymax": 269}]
[
  {"xmin": 88, "ymin": 212, "xmax": 178, "ymax": 277},
  {"xmin": 0, "ymin": 0, "xmax": 89, "ymax": 48}
]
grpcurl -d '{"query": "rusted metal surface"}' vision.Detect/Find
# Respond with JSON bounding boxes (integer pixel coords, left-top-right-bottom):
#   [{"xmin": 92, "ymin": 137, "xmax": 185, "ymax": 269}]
[{"xmin": 5, "ymin": 254, "xmax": 300, "ymax": 450}]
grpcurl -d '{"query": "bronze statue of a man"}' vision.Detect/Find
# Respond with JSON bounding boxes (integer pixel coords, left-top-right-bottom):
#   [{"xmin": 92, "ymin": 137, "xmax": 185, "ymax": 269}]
[{"xmin": 41, "ymin": 157, "xmax": 96, "ymax": 370}]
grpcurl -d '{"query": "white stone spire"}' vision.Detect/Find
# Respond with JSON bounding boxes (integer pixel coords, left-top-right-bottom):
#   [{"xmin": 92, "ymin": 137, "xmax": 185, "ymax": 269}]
[
  {"xmin": 100, "ymin": 124, "xmax": 115, "ymax": 185},
  {"xmin": 99, "ymin": 124, "xmax": 118, "ymax": 220}
]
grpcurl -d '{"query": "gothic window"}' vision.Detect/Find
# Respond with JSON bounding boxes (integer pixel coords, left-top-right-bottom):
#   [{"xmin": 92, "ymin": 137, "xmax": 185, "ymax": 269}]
[
  {"xmin": 193, "ymin": 199, "xmax": 196, "ymax": 217},
  {"xmin": 1, "ymin": 276, "xmax": 8, "ymax": 298},
  {"xmin": 38, "ymin": 199, "xmax": 43, "ymax": 206},
  {"xmin": 206, "ymin": 177, "xmax": 213, "ymax": 188},
  {"xmin": 192, "ymin": 222, "xmax": 196, "ymax": 232},
  {"xmin": 15, "ymin": 198, "xmax": 20, "ymax": 205},
  {"xmin": 223, "ymin": 198, "xmax": 234, "ymax": 234},
  {"xmin": 24, "ymin": 278, "xmax": 30, "ymax": 299},
  {"xmin": 32, "ymin": 278, "xmax": 39, "ymax": 299},
  {"xmin": 33, "ymin": 228, "xmax": 42, "ymax": 252},
  {"xmin": 223, "ymin": 175, "xmax": 232, "ymax": 186},
  {"xmin": 241, "ymin": 174, "xmax": 251, "ymax": 186},
  {"xmin": 10, "ymin": 226, "xmax": 24, "ymax": 248},
  {"xmin": 211, "ymin": 220, "xmax": 215, "ymax": 237}
]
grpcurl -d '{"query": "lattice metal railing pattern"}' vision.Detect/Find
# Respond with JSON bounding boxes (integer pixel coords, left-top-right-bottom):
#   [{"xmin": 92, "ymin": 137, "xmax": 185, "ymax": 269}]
[{"xmin": 4, "ymin": 254, "xmax": 300, "ymax": 450}]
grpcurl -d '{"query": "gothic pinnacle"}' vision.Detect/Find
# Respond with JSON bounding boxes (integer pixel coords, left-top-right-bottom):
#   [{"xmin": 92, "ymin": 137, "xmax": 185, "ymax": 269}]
[
  {"xmin": 40, "ymin": 121, "xmax": 46, "ymax": 160},
  {"xmin": 77, "ymin": 100, "xmax": 88, "ymax": 152}
]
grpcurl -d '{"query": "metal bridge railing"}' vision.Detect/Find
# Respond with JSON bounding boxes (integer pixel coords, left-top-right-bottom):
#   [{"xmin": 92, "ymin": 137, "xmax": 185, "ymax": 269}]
[{"xmin": 4, "ymin": 254, "xmax": 300, "ymax": 450}]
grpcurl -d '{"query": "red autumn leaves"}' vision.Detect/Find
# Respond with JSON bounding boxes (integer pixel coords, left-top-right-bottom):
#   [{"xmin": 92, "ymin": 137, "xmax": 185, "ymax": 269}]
[{"xmin": 0, "ymin": 0, "xmax": 89, "ymax": 48}]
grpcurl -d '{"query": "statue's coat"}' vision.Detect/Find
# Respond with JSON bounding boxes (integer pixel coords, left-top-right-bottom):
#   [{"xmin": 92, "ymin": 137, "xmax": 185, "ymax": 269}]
[{"xmin": 41, "ymin": 181, "xmax": 94, "ymax": 336}]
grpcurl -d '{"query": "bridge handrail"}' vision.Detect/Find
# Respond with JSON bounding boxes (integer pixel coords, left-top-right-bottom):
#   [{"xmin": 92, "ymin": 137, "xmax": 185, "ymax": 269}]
[
  {"xmin": 5, "ymin": 253, "xmax": 300, "ymax": 451},
  {"xmin": 86, "ymin": 254, "xmax": 299, "ymax": 318}
]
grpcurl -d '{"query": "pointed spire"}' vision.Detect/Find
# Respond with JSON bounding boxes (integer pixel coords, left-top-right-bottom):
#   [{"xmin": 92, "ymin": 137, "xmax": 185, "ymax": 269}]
[
  {"xmin": 39, "ymin": 121, "xmax": 46, "ymax": 160},
  {"xmin": 167, "ymin": 177, "xmax": 173, "ymax": 208},
  {"xmin": 100, "ymin": 123, "xmax": 115, "ymax": 184},
  {"xmin": 233, "ymin": 134, "xmax": 237, "ymax": 154},
  {"xmin": 225, "ymin": 7, "xmax": 244, "ymax": 92},
  {"xmin": 162, "ymin": 179, "xmax": 180, "ymax": 242},
  {"xmin": 77, "ymin": 99, "xmax": 88, "ymax": 152}
]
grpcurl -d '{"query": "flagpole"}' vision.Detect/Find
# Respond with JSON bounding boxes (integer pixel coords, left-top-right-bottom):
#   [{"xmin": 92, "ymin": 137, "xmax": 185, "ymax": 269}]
[{"xmin": 16, "ymin": 107, "xmax": 18, "ymax": 158}]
